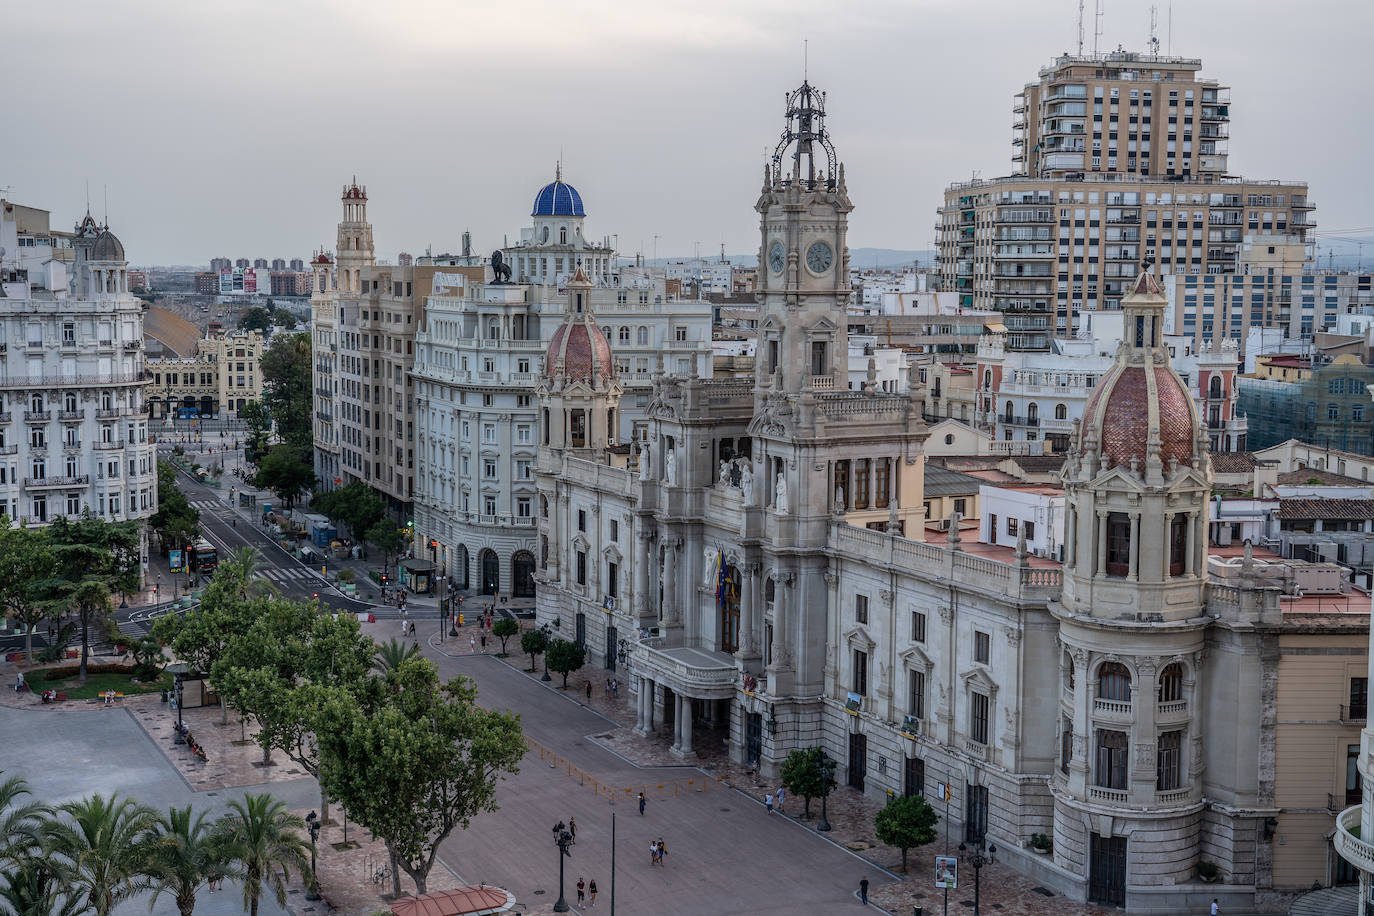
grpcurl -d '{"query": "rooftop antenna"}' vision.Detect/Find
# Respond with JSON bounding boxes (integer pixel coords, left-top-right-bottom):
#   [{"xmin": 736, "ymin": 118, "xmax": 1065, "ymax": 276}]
[
  {"xmin": 1148, "ymin": 5, "xmax": 1160, "ymax": 56},
  {"xmin": 1076, "ymin": 0, "xmax": 1085, "ymax": 55},
  {"xmin": 1093, "ymin": 0, "xmax": 1103, "ymax": 57},
  {"xmin": 85, "ymin": 180, "xmax": 91, "ymax": 215},
  {"xmin": 804, "ymin": 39, "xmax": 808, "ymax": 81},
  {"xmin": 103, "ymin": 185, "xmax": 108, "ymax": 228},
  {"xmin": 1168, "ymin": 1, "xmax": 1173, "ymax": 55}
]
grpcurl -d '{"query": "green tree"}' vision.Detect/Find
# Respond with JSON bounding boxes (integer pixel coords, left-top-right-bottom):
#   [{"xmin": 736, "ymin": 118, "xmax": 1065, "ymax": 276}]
[
  {"xmin": 259, "ymin": 333, "xmax": 313, "ymax": 455},
  {"xmin": 0, "ymin": 774, "xmax": 47, "ymax": 865},
  {"xmin": 48, "ymin": 793, "xmax": 156, "ymax": 916},
  {"xmin": 0, "ymin": 526, "xmax": 57, "ymax": 664},
  {"xmin": 365, "ymin": 519, "xmax": 405, "ymax": 570},
  {"xmin": 311, "ymin": 482, "xmax": 385, "ymax": 542},
  {"xmin": 152, "ymin": 565, "xmax": 258, "ymax": 724},
  {"xmin": 0, "ymin": 857, "xmax": 83, "ymax": 916},
  {"xmin": 148, "ymin": 462, "xmax": 199, "ymax": 556},
  {"xmin": 520, "ymin": 627, "xmax": 547, "ymax": 672},
  {"xmin": 780, "ymin": 747, "xmax": 836, "ymax": 819},
  {"xmin": 491, "ymin": 618, "xmax": 519, "ymax": 656},
  {"xmin": 317, "ymin": 658, "xmax": 524, "ymax": 896},
  {"xmin": 38, "ymin": 517, "xmax": 141, "ymax": 681},
  {"xmin": 237, "ymin": 307, "xmax": 272, "ymax": 333},
  {"xmin": 544, "ymin": 637, "xmax": 585, "ymax": 689},
  {"xmin": 874, "ymin": 793, "xmax": 940, "ymax": 872},
  {"xmin": 374, "ymin": 638, "xmax": 420, "ymax": 674},
  {"xmin": 143, "ymin": 805, "xmax": 227, "ymax": 916},
  {"xmin": 254, "ymin": 445, "xmax": 315, "ymax": 514},
  {"xmin": 213, "ymin": 794, "xmax": 310, "ymax": 916},
  {"xmin": 240, "ymin": 401, "xmax": 272, "ymax": 463}
]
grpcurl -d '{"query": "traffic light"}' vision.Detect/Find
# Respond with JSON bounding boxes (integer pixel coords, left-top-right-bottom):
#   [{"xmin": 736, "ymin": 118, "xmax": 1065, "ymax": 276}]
[{"xmin": 429, "ymin": 539, "xmax": 437, "ymax": 549}]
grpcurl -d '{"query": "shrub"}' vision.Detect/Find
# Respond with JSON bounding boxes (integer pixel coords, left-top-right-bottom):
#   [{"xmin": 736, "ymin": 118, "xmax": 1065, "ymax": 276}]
[
  {"xmin": 1196, "ymin": 860, "xmax": 1219, "ymax": 880},
  {"xmin": 1030, "ymin": 832, "xmax": 1052, "ymax": 851},
  {"xmin": 40, "ymin": 663, "xmax": 136, "ymax": 681},
  {"xmin": 337, "ymin": 568, "xmax": 356, "ymax": 584}
]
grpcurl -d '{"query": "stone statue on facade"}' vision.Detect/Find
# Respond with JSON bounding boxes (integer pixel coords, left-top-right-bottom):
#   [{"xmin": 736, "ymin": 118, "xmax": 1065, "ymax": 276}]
[
  {"xmin": 720, "ymin": 460, "xmax": 730, "ymax": 485},
  {"xmin": 490, "ymin": 250, "xmax": 512, "ymax": 283},
  {"xmin": 638, "ymin": 447, "xmax": 650, "ymax": 480},
  {"xmin": 741, "ymin": 464, "xmax": 754, "ymax": 504},
  {"xmin": 665, "ymin": 448, "xmax": 677, "ymax": 487},
  {"xmin": 775, "ymin": 473, "xmax": 789, "ymax": 515}
]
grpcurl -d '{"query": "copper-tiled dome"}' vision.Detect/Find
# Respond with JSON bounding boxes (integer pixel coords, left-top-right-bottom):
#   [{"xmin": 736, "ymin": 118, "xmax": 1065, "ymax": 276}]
[
  {"xmin": 545, "ymin": 321, "xmax": 614, "ymax": 387},
  {"xmin": 1082, "ymin": 364, "xmax": 1196, "ymax": 470}
]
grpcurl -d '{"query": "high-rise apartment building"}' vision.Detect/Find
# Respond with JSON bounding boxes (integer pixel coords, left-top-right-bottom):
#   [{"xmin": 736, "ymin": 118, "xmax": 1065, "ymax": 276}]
[{"xmin": 938, "ymin": 50, "xmax": 1315, "ymax": 349}]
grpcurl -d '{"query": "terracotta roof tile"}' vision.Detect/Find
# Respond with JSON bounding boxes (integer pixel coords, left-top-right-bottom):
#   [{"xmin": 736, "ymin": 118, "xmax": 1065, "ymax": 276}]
[{"xmin": 1275, "ymin": 498, "xmax": 1374, "ymax": 520}]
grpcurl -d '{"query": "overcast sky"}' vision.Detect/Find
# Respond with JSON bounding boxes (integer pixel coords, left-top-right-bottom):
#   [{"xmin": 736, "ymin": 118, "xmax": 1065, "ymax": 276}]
[{"xmin": 7, "ymin": 0, "xmax": 1368, "ymax": 266}]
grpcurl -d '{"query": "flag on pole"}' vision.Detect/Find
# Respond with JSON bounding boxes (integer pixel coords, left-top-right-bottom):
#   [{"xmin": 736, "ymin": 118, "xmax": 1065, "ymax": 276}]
[{"xmin": 715, "ymin": 550, "xmax": 727, "ymax": 606}]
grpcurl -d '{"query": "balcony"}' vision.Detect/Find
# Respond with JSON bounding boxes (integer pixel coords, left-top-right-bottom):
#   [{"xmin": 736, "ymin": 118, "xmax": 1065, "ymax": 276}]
[
  {"xmin": 93, "ymin": 441, "xmax": 123, "ymax": 451},
  {"xmin": 630, "ymin": 639, "xmax": 738, "ymax": 700},
  {"xmin": 23, "ymin": 411, "xmax": 50, "ymax": 423},
  {"xmin": 964, "ymin": 739, "xmax": 988, "ymax": 761},
  {"xmin": 58, "ymin": 410, "xmax": 83, "ymax": 421},
  {"xmin": 1341, "ymin": 703, "xmax": 1368, "ymax": 723},
  {"xmin": 1003, "ymin": 415, "xmax": 1040, "ymax": 427},
  {"xmin": 1089, "ymin": 786, "xmax": 1128, "ymax": 804},
  {"xmin": 1094, "ymin": 697, "xmax": 1132, "ymax": 717},
  {"xmin": 23, "ymin": 475, "xmax": 89, "ymax": 489},
  {"xmin": 95, "ymin": 408, "xmax": 120, "ymax": 419},
  {"xmin": 0, "ymin": 445, "xmax": 15, "ymax": 455},
  {"xmin": 1155, "ymin": 788, "xmax": 1192, "ymax": 806},
  {"xmin": 1334, "ymin": 805, "xmax": 1374, "ymax": 875}
]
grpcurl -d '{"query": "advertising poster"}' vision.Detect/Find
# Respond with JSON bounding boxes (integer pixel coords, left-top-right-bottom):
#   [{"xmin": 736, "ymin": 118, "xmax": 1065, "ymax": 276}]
[{"xmin": 935, "ymin": 855, "xmax": 958, "ymax": 889}]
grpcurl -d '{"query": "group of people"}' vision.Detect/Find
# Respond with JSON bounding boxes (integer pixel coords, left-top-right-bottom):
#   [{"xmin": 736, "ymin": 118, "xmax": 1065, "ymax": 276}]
[
  {"xmin": 764, "ymin": 786, "xmax": 786, "ymax": 813},
  {"xmin": 575, "ymin": 876, "xmax": 598, "ymax": 906},
  {"xmin": 648, "ymin": 837, "xmax": 669, "ymax": 866}
]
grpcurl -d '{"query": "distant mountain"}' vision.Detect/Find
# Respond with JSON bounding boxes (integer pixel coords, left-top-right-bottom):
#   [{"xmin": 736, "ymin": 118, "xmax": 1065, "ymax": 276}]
[{"xmin": 641, "ymin": 248, "xmax": 938, "ymax": 271}]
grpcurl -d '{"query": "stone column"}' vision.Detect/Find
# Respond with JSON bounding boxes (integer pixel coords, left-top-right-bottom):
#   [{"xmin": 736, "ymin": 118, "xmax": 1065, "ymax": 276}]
[
  {"xmin": 1068, "ymin": 647, "xmax": 1091, "ymax": 795},
  {"xmin": 1127, "ymin": 513, "xmax": 1139, "ymax": 581},
  {"xmin": 1067, "ymin": 507, "xmax": 1078, "ymax": 567},
  {"xmin": 1096, "ymin": 510, "xmax": 1108, "ymax": 576},
  {"xmin": 770, "ymin": 573, "xmax": 792, "ymax": 669},
  {"xmin": 1186, "ymin": 511, "xmax": 1198, "ymax": 576},
  {"xmin": 634, "ymin": 528, "xmax": 651, "ymax": 618},
  {"xmin": 740, "ymin": 563, "xmax": 760, "ymax": 659},
  {"xmin": 1163, "ymin": 511, "xmax": 1176, "ymax": 579},
  {"xmin": 672, "ymin": 694, "xmax": 684, "ymax": 751},
  {"xmin": 680, "ymin": 696, "xmax": 694, "ymax": 756},
  {"xmin": 663, "ymin": 539, "xmax": 680, "ymax": 624}
]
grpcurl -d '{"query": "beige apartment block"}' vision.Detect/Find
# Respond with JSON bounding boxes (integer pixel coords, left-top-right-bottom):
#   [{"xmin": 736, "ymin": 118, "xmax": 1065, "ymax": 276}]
[{"xmin": 146, "ymin": 328, "xmax": 262, "ymax": 418}]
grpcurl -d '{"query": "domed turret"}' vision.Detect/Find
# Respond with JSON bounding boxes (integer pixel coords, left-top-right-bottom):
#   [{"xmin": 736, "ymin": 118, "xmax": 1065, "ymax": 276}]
[
  {"xmin": 91, "ymin": 229, "xmax": 125, "ymax": 263},
  {"xmin": 532, "ymin": 177, "xmax": 585, "ymax": 218},
  {"xmin": 544, "ymin": 268, "xmax": 613, "ymax": 387}
]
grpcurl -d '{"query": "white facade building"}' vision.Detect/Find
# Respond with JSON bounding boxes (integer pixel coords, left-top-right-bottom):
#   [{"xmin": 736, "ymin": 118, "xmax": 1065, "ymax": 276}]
[
  {"xmin": 663, "ymin": 257, "xmax": 733, "ymax": 294},
  {"xmin": 978, "ymin": 482, "xmax": 1065, "ymax": 559},
  {"xmin": 0, "ymin": 201, "xmax": 156, "ymax": 560}
]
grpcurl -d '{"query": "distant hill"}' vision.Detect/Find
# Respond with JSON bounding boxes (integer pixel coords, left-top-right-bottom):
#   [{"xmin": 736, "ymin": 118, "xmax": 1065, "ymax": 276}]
[{"xmin": 644, "ymin": 248, "xmax": 938, "ymax": 271}]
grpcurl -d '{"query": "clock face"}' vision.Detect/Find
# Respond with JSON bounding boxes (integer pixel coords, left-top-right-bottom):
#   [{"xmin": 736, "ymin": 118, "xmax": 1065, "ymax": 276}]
[
  {"xmin": 768, "ymin": 241, "xmax": 785, "ymax": 274},
  {"xmin": 806, "ymin": 241, "xmax": 833, "ymax": 274}
]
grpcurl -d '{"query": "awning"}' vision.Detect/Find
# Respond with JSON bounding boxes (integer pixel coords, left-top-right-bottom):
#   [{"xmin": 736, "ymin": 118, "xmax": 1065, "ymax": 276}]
[
  {"xmin": 986, "ymin": 323, "xmax": 1008, "ymax": 333},
  {"xmin": 389, "ymin": 885, "xmax": 514, "ymax": 916},
  {"xmin": 401, "ymin": 559, "xmax": 437, "ymax": 573}
]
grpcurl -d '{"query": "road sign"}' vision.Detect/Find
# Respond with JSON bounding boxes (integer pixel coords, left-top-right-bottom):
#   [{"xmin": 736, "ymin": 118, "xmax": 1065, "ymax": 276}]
[{"xmin": 935, "ymin": 855, "xmax": 958, "ymax": 889}]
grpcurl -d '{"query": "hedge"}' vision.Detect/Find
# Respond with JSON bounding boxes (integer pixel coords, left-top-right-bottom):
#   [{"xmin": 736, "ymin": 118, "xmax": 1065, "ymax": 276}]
[{"xmin": 40, "ymin": 663, "xmax": 138, "ymax": 682}]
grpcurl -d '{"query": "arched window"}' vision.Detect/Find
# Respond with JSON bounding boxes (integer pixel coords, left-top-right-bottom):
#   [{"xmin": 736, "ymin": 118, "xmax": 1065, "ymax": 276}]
[
  {"xmin": 1004, "ymin": 401, "xmax": 1015, "ymax": 423},
  {"xmin": 1055, "ymin": 403, "xmax": 1067, "ymax": 420},
  {"xmin": 1104, "ymin": 512, "xmax": 1131, "ymax": 577},
  {"xmin": 618, "ymin": 326, "xmax": 630, "ymax": 343},
  {"xmin": 1027, "ymin": 403, "xmax": 1039, "ymax": 423},
  {"xmin": 1097, "ymin": 662, "xmax": 1132, "ymax": 702},
  {"xmin": 1063, "ymin": 652, "xmax": 1075, "ymax": 691},
  {"xmin": 637, "ymin": 326, "xmax": 649, "ymax": 346},
  {"xmin": 1209, "ymin": 375, "xmax": 1223, "ymax": 399},
  {"xmin": 983, "ymin": 369, "xmax": 992, "ymax": 389},
  {"xmin": 1095, "ymin": 729, "xmax": 1129, "ymax": 789},
  {"xmin": 1158, "ymin": 663, "xmax": 1184, "ymax": 703},
  {"xmin": 560, "ymin": 227, "xmax": 567, "ymax": 244},
  {"xmin": 29, "ymin": 394, "xmax": 42, "ymax": 413}
]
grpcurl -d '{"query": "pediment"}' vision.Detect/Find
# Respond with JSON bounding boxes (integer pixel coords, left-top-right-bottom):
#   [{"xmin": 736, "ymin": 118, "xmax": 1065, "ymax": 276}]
[
  {"xmin": 1092, "ymin": 465, "xmax": 1146, "ymax": 491},
  {"xmin": 960, "ymin": 666, "xmax": 997, "ymax": 693},
  {"xmin": 899, "ymin": 644, "xmax": 934, "ymax": 671},
  {"xmin": 844, "ymin": 625, "xmax": 876, "ymax": 652},
  {"xmin": 806, "ymin": 316, "xmax": 839, "ymax": 333}
]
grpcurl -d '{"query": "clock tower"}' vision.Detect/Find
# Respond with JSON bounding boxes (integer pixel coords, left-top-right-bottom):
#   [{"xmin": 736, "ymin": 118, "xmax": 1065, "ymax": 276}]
[{"xmin": 755, "ymin": 81, "xmax": 852, "ymax": 399}]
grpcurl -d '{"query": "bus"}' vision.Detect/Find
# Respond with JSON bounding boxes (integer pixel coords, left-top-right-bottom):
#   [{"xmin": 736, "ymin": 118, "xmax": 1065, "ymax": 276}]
[{"xmin": 187, "ymin": 539, "xmax": 218, "ymax": 574}]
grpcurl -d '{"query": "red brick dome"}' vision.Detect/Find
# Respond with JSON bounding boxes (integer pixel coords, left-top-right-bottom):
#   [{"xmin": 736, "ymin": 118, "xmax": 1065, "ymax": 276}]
[
  {"xmin": 545, "ymin": 321, "xmax": 614, "ymax": 387},
  {"xmin": 1082, "ymin": 364, "xmax": 1196, "ymax": 470}
]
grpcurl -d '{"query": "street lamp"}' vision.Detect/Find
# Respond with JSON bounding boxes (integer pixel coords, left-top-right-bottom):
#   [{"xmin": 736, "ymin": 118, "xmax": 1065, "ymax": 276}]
[
  {"xmin": 817, "ymin": 749, "xmax": 835, "ymax": 832},
  {"xmin": 541, "ymin": 622, "xmax": 557, "ymax": 682},
  {"xmin": 305, "ymin": 811, "xmax": 321, "ymax": 901},
  {"xmin": 551, "ymin": 820, "xmax": 574, "ymax": 912},
  {"xmin": 958, "ymin": 837, "xmax": 996, "ymax": 916},
  {"xmin": 173, "ymin": 675, "xmax": 185, "ymax": 743}
]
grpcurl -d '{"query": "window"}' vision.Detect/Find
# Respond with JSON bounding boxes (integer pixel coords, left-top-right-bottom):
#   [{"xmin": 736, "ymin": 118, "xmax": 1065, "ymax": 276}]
[
  {"xmin": 1055, "ymin": 402, "xmax": 1067, "ymax": 420},
  {"xmin": 912, "ymin": 611, "xmax": 927, "ymax": 643},
  {"xmin": 1349, "ymin": 744, "xmax": 1363, "ymax": 805},
  {"xmin": 904, "ymin": 756, "xmax": 925, "ymax": 798},
  {"xmin": 855, "ymin": 595, "xmax": 868, "ymax": 624},
  {"xmin": 483, "ymin": 460, "xmax": 497, "ymax": 479},
  {"xmin": 1007, "ymin": 517, "xmax": 1018, "ymax": 537},
  {"xmin": 1156, "ymin": 730, "xmax": 1182, "ymax": 791},
  {"xmin": 852, "ymin": 649, "xmax": 868, "ymax": 697},
  {"xmin": 810, "ymin": 341, "xmax": 827, "ymax": 376},
  {"xmin": 576, "ymin": 550, "xmax": 587, "ymax": 586},
  {"xmin": 516, "ymin": 497, "xmax": 531, "ymax": 518},
  {"xmin": 606, "ymin": 561, "xmax": 618, "ymax": 598},
  {"xmin": 610, "ymin": 519, "xmax": 619, "ymax": 541},
  {"xmin": 517, "ymin": 425, "xmax": 531, "ymax": 444},
  {"xmin": 1351, "ymin": 677, "xmax": 1369, "ymax": 720},
  {"xmin": 483, "ymin": 496, "xmax": 496, "ymax": 516},
  {"xmin": 63, "ymin": 393, "xmax": 76, "ymax": 413},
  {"xmin": 30, "ymin": 494, "xmax": 46, "ymax": 522},
  {"xmin": 65, "ymin": 493, "xmax": 80, "ymax": 516},
  {"xmin": 483, "ymin": 424, "xmax": 496, "ymax": 443},
  {"xmin": 1061, "ymin": 717, "xmax": 1073, "ymax": 774},
  {"xmin": 577, "ymin": 509, "xmax": 586, "ymax": 531},
  {"xmin": 516, "ymin": 460, "xmax": 531, "ymax": 480},
  {"xmin": 1025, "ymin": 521, "xmax": 1036, "ymax": 541},
  {"xmin": 1095, "ymin": 729, "xmax": 1129, "ymax": 789},
  {"xmin": 1158, "ymin": 663, "xmax": 1184, "ymax": 703},
  {"xmin": 974, "ymin": 630, "xmax": 990, "ymax": 664},
  {"xmin": 1098, "ymin": 662, "xmax": 1132, "ymax": 702},
  {"xmin": 675, "ymin": 326, "xmax": 687, "ymax": 342},
  {"xmin": 1105, "ymin": 512, "xmax": 1131, "ymax": 576},
  {"xmin": 909, "ymin": 670, "xmax": 925, "ymax": 719},
  {"xmin": 970, "ymin": 691, "xmax": 989, "ymax": 744}
]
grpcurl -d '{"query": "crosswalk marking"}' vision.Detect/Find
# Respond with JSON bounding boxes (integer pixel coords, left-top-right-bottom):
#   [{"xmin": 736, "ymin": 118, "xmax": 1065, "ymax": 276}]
[
  {"xmin": 189, "ymin": 499, "xmax": 227, "ymax": 510},
  {"xmin": 258, "ymin": 567, "xmax": 319, "ymax": 583}
]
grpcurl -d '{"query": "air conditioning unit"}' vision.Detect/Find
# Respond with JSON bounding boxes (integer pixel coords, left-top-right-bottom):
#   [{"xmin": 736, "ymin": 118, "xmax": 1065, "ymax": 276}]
[{"xmin": 937, "ymin": 518, "xmax": 951, "ymax": 531}]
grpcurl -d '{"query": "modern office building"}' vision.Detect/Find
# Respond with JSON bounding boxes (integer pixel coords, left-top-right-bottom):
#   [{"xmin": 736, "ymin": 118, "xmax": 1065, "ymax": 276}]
[
  {"xmin": 0, "ymin": 200, "xmax": 157, "ymax": 563},
  {"xmin": 937, "ymin": 50, "xmax": 1315, "ymax": 348}
]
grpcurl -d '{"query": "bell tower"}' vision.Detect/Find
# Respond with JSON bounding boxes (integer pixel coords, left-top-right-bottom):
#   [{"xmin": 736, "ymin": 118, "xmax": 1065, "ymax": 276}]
[
  {"xmin": 755, "ymin": 82, "xmax": 852, "ymax": 398},
  {"xmin": 336, "ymin": 177, "xmax": 374, "ymax": 294}
]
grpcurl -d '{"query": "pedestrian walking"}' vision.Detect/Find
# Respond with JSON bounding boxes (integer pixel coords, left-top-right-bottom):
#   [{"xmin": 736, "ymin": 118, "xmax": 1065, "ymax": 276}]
[
  {"xmin": 470, "ymin": 636, "xmax": 477, "ymax": 653},
  {"xmin": 577, "ymin": 877, "xmax": 585, "ymax": 904},
  {"xmin": 765, "ymin": 792, "xmax": 774, "ymax": 814},
  {"xmin": 480, "ymin": 634, "xmax": 488, "ymax": 652},
  {"xmin": 776, "ymin": 786, "xmax": 786, "ymax": 812},
  {"xmin": 13, "ymin": 672, "xmax": 23, "ymax": 693},
  {"xmin": 859, "ymin": 876, "xmax": 869, "ymax": 905},
  {"xmin": 569, "ymin": 817, "xmax": 576, "ymax": 845},
  {"xmin": 638, "ymin": 791, "xmax": 646, "ymax": 815},
  {"xmin": 585, "ymin": 681, "xmax": 593, "ymax": 701},
  {"xmin": 1211, "ymin": 900, "xmax": 1220, "ymax": 916},
  {"xmin": 604, "ymin": 677, "xmax": 611, "ymax": 697},
  {"xmin": 656, "ymin": 838, "xmax": 667, "ymax": 866},
  {"xmin": 588, "ymin": 879, "xmax": 597, "ymax": 906},
  {"xmin": 611, "ymin": 678, "xmax": 619, "ymax": 698}
]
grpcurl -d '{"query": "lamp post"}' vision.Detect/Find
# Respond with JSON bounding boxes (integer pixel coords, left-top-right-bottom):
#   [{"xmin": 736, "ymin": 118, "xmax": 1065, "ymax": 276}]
[
  {"xmin": 551, "ymin": 820, "xmax": 573, "ymax": 912},
  {"xmin": 957, "ymin": 837, "xmax": 996, "ymax": 916},
  {"xmin": 817, "ymin": 749, "xmax": 834, "ymax": 832},
  {"xmin": 541, "ymin": 621, "xmax": 557, "ymax": 682},
  {"xmin": 173, "ymin": 676, "xmax": 184, "ymax": 743},
  {"xmin": 305, "ymin": 811, "xmax": 321, "ymax": 900}
]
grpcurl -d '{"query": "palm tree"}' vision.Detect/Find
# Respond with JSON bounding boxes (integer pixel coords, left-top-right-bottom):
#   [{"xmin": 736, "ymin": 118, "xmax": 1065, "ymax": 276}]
[
  {"xmin": 47, "ymin": 793, "xmax": 156, "ymax": 916},
  {"xmin": 143, "ymin": 805, "xmax": 226, "ymax": 916},
  {"xmin": 0, "ymin": 856, "xmax": 83, "ymax": 916},
  {"xmin": 220, "ymin": 547, "xmax": 274, "ymax": 599},
  {"xmin": 0, "ymin": 774, "xmax": 46, "ymax": 865},
  {"xmin": 70, "ymin": 580, "xmax": 113, "ymax": 683},
  {"xmin": 214, "ymin": 794, "xmax": 309, "ymax": 916},
  {"xmin": 373, "ymin": 638, "xmax": 420, "ymax": 674}
]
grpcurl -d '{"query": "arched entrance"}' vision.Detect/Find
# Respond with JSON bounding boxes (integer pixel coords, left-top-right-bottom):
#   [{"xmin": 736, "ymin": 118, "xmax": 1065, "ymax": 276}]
[
  {"xmin": 199, "ymin": 396, "xmax": 215, "ymax": 418},
  {"xmin": 181, "ymin": 395, "xmax": 196, "ymax": 414},
  {"xmin": 512, "ymin": 550, "xmax": 535, "ymax": 598},
  {"xmin": 479, "ymin": 549, "xmax": 499, "ymax": 596},
  {"xmin": 457, "ymin": 545, "xmax": 470, "ymax": 591}
]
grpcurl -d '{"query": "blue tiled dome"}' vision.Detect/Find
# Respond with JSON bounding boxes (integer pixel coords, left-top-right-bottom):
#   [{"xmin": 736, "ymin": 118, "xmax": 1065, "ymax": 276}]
[{"xmin": 532, "ymin": 180, "xmax": 585, "ymax": 218}]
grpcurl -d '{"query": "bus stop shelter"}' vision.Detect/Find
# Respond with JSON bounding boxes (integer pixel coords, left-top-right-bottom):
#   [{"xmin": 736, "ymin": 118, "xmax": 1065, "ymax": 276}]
[{"xmin": 399, "ymin": 559, "xmax": 437, "ymax": 594}]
